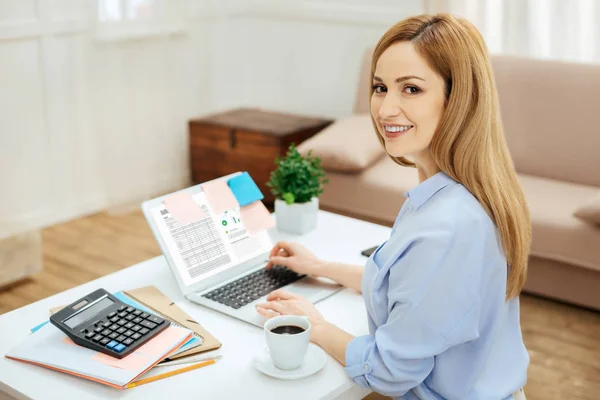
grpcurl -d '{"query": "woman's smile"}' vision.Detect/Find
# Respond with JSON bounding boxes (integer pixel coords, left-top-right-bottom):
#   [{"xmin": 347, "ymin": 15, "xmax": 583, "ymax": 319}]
[{"xmin": 383, "ymin": 124, "xmax": 414, "ymax": 138}]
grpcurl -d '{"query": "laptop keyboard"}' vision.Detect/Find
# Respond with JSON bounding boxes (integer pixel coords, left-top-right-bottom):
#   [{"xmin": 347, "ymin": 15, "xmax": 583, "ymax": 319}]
[{"xmin": 203, "ymin": 266, "xmax": 305, "ymax": 309}]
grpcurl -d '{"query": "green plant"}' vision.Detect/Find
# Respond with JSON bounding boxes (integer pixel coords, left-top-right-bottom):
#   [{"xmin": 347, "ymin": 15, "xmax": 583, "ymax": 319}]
[{"xmin": 266, "ymin": 143, "xmax": 328, "ymax": 205}]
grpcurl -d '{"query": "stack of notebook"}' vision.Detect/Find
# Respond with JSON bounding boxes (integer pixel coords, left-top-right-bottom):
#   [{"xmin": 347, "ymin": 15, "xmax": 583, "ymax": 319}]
[{"xmin": 5, "ymin": 286, "xmax": 221, "ymax": 389}]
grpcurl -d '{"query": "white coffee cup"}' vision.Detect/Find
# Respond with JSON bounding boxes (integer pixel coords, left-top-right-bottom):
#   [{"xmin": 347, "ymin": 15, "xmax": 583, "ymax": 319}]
[{"xmin": 264, "ymin": 315, "xmax": 311, "ymax": 370}]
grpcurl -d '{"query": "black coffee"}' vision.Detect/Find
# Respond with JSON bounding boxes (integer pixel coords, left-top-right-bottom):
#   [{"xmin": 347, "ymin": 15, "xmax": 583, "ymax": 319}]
[{"xmin": 270, "ymin": 325, "xmax": 305, "ymax": 335}]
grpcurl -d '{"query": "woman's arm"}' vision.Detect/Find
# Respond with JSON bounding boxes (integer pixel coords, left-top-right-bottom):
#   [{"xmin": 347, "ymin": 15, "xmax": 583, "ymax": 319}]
[
  {"xmin": 311, "ymin": 320, "xmax": 355, "ymax": 366},
  {"xmin": 318, "ymin": 261, "xmax": 364, "ymax": 293}
]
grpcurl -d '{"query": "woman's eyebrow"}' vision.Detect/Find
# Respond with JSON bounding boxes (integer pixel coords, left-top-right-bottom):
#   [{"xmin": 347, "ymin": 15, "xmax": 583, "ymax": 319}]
[{"xmin": 373, "ymin": 75, "xmax": 425, "ymax": 83}]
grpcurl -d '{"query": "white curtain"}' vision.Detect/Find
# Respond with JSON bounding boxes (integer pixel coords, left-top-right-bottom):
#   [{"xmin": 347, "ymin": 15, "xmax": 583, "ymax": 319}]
[{"xmin": 424, "ymin": 0, "xmax": 600, "ymax": 64}]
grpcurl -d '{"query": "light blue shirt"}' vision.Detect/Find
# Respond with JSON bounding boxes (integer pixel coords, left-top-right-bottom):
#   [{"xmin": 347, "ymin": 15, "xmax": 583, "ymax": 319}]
[{"xmin": 344, "ymin": 171, "xmax": 529, "ymax": 399}]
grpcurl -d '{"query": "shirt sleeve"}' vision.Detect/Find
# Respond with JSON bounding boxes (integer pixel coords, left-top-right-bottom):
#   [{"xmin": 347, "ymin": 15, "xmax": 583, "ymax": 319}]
[{"xmin": 344, "ymin": 222, "xmax": 483, "ymax": 397}]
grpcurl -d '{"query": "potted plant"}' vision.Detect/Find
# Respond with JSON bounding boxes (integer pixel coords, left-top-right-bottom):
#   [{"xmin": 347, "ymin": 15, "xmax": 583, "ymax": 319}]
[{"xmin": 266, "ymin": 143, "xmax": 328, "ymax": 234}]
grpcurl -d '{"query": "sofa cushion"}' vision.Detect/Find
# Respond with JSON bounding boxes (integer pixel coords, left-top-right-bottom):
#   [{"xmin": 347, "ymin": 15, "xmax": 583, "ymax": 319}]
[
  {"xmin": 574, "ymin": 192, "xmax": 600, "ymax": 226},
  {"xmin": 319, "ymin": 156, "xmax": 419, "ymax": 222},
  {"xmin": 519, "ymin": 174, "xmax": 600, "ymax": 272},
  {"xmin": 297, "ymin": 114, "xmax": 385, "ymax": 173}
]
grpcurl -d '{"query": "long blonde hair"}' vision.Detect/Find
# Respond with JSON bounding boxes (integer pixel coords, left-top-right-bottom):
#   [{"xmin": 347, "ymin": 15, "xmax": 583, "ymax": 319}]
[{"xmin": 371, "ymin": 14, "xmax": 531, "ymax": 299}]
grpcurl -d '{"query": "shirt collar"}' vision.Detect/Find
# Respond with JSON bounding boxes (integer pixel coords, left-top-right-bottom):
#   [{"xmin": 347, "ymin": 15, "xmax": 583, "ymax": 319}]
[{"xmin": 404, "ymin": 171, "xmax": 456, "ymax": 210}]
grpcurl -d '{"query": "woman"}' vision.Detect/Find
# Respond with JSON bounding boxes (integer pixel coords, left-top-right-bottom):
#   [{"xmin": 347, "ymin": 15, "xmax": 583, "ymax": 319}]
[{"xmin": 256, "ymin": 14, "xmax": 530, "ymax": 400}]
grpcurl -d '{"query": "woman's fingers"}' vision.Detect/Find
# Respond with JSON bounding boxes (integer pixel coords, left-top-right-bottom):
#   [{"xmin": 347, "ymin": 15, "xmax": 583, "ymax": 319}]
[
  {"xmin": 266, "ymin": 289, "xmax": 298, "ymax": 301},
  {"xmin": 266, "ymin": 245, "xmax": 291, "ymax": 269},
  {"xmin": 256, "ymin": 300, "xmax": 287, "ymax": 314},
  {"xmin": 256, "ymin": 306, "xmax": 280, "ymax": 318}
]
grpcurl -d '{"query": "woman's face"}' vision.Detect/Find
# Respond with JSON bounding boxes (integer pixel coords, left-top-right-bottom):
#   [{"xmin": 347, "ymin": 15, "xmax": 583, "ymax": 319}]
[{"xmin": 371, "ymin": 41, "xmax": 446, "ymax": 159}]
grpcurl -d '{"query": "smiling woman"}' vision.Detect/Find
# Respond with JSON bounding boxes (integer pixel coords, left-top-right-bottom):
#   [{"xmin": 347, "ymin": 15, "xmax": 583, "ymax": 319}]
[{"xmin": 256, "ymin": 13, "xmax": 532, "ymax": 400}]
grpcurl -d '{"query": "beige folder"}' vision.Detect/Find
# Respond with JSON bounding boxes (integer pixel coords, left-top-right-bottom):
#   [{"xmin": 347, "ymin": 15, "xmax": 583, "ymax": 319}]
[{"xmin": 124, "ymin": 285, "xmax": 221, "ymax": 360}]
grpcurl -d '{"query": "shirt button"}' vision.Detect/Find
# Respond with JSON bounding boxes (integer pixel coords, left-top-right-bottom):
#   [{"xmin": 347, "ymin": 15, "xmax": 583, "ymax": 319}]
[{"xmin": 364, "ymin": 363, "xmax": 370, "ymax": 372}]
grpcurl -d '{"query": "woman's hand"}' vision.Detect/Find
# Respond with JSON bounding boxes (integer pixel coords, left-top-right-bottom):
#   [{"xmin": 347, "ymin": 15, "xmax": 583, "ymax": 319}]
[
  {"xmin": 256, "ymin": 290, "xmax": 326, "ymax": 341},
  {"xmin": 265, "ymin": 241, "xmax": 324, "ymax": 277}
]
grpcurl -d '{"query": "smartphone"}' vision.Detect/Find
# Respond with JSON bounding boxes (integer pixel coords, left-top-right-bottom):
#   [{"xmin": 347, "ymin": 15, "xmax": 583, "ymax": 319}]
[{"xmin": 361, "ymin": 245, "xmax": 379, "ymax": 257}]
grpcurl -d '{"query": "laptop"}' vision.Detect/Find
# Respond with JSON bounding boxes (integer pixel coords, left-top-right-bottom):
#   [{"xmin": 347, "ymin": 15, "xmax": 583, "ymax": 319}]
[{"xmin": 141, "ymin": 172, "xmax": 342, "ymax": 327}]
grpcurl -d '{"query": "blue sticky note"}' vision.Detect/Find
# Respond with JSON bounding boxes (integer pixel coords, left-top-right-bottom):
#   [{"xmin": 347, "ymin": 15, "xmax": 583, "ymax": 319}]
[{"xmin": 227, "ymin": 172, "xmax": 264, "ymax": 207}]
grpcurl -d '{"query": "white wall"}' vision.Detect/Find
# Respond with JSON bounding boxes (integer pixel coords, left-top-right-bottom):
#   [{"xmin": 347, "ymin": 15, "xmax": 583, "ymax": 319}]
[{"xmin": 0, "ymin": 0, "xmax": 422, "ymax": 240}]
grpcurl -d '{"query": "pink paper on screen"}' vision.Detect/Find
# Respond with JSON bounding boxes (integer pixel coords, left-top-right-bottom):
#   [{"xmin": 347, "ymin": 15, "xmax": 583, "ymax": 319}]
[
  {"xmin": 240, "ymin": 201, "xmax": 275, "ymax": 235},
  {"xmin": 163, "ymin": 192, "xmax": 205, "ymax": 225},
  {"xmin": 202, "ymin": 180, "xmax": 239, "ymax": 214}
]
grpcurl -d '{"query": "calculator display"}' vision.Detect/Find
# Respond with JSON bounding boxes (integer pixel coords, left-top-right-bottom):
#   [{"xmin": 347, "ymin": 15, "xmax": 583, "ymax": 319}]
[{"xmin": 64, "ymin": 297, "xmax": 114, "ymax": 328}]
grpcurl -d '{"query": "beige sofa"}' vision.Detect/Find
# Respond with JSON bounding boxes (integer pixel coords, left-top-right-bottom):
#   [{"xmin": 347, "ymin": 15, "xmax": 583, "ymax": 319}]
[{"xmin": 299, "ymin": 51, "xmax": 600, "ymax": 310}]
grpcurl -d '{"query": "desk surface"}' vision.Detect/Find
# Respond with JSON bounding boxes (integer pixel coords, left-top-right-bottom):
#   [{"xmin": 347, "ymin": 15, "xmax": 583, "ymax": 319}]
[{"xmin": 0, "ymin": 211, "xmax": 391, "ymax": 400}]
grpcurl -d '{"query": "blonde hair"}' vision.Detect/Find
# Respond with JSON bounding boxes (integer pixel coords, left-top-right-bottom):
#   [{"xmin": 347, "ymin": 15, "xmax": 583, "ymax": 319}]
[{"xmin": 371, "ymin": 14, "xmax": 531, "ymax": 299}]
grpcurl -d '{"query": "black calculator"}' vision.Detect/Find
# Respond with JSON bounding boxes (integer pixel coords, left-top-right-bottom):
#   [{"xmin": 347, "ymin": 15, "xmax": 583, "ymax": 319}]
[{"xmin": 50, "ymin": 288, "xmax": 169, "ymax": 359}]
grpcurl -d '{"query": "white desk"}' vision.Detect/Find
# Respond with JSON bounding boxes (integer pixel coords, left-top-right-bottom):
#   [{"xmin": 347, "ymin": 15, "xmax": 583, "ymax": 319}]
[{"xmin": 0, "ymin": 211, "xmax": 391, "ymax": 400}]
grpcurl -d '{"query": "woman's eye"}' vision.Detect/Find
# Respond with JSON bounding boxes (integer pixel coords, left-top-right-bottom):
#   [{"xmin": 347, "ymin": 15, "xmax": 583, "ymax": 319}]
[
  {"xmin": 403, "ymin": 85, "xmax": 420, "ymax": 94},
  {"xmin": 372, "ymin": 84, "xmax": 387, "ymax": 94}
]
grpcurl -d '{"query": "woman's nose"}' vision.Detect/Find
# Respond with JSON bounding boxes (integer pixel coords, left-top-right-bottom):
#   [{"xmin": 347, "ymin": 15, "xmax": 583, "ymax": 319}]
[{"xmin": 378, "ymin": 94, "xmax": 402, "ymax": 120}]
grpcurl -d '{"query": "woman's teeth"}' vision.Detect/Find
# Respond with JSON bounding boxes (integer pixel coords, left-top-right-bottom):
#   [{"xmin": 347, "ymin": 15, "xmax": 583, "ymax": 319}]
[{"xmin": 384, "ymin": 125, "xmax": 412, "ymax": 133}]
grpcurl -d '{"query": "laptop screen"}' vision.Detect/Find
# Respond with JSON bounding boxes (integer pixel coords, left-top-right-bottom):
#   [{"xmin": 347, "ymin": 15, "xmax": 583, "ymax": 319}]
[{"xmin": 149, "ymin": 190, "xmax": 272, "ymax": 287}]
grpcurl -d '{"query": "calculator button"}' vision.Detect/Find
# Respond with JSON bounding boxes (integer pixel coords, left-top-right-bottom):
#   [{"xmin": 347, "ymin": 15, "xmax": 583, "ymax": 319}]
[
  {"xmin": 109, "ymin": 324, "xmax": 119, "ymax": 331},
  {"xmin": 118, "ymin": 311, "xmax": 127, "ymax": 318},
  {"xmin": 114, "ymin": 343, "xmax": 126, "ymax": 353},
  {"xmin": 116, "ymin": 327, "xmax": 126, "ymax": 334},
  {"xmin": 147, "ymin": 316, "xmax": 164, "ymax": 325},
  {"xmin": 116, "ymin": 335, "xmax": 126, "ymax": 342},
  {"xmin": 107, "ymin": 311, "xmax": 117, "ymax": 318},
  {"xmin": 118, "ymin": 305, "xmax": 127, "ymax": 312},
  {"xmin": 125, "ymin": 314, "xmax": 135, "ymax": 321},
  {"xmin": 124, "ymin": 322, "xmax": 134, "ymax": 329},
  {"xmin": 124, "ymin": 330, "xmax": 134, "ymax": 337},
  {"xmin": 106, "ymin": 340, "xmax": 118, "ymax": 349},
  {"xmin": 85, "ymin": 332, "xmax": 95, "ymax": 339},
  {"xmin": 100, "ymin": 338, "xmax": 111, "ymax": 345},
  {"xmin": 110, "ymin": 316, "xmax": 119, "ymax": 323},
  {"xmin": 126, "ymin": 307, "xmax": 135, "ymax": 313},
  {"xmin": 102, "ymin": 321, "xmax": 112, "ymax": 328},
  {"xmin": 140, "ymin": 320, "xmax": 157, "ymax": 330},
  {"xmin": 132, "ymin": 333, "xmax": 142, "ymax": 340},
  {"xmin": 101, "ymin": 329, "xmax": 111, "ymax": 336},
  {"xmin": 131, "ymin": 325, "xmax": 141, "ymax": 332},
  {"xmin": 139, "ymin": 328, "xmax": 149, "ymax": 335},
  {"xmin": 94, "ymin": 326, "xmax": 103, "ymax": 333},
  {"xmin": 92, "ymin": 335, "xmax": 103, "ymax": 342},
  {"xmin": 133, "ymin": 310, "xmax": 142, "ymax": 316},
  {"xmin": 109, "ymin": 332, "xmax": 118, "ymax": 339},
  {"xmin": 133, "ymin": 317, "xmax": 143, "ymax": 324},
  {"xmin": 141, "ymin": 313, "xmax": 150, "ymax": 319},
  {"xmin": 123, "ymin": 338, "xmax": 134, "ymax": 346},
  {"xmin": 117, "ymin": 319, "xmax": 127, "ymax": 326}
]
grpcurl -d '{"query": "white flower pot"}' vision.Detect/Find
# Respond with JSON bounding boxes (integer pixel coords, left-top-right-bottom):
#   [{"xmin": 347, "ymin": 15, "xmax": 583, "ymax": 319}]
[{"xmin": 274, "ymin": 197, "xmax": 319, "ymax": 235}]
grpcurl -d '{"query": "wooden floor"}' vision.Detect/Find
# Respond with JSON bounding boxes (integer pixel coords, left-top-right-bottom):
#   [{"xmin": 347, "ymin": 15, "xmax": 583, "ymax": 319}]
[{"xmin": 1, "ymin": 210, "xmax": 599, "ymax": 399}]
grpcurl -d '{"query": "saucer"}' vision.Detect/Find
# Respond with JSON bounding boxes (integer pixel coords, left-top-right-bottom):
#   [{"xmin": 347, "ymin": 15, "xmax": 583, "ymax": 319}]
[{"xmin": 252, "ymin": 344, "xmax": 327, "ymax": 380}]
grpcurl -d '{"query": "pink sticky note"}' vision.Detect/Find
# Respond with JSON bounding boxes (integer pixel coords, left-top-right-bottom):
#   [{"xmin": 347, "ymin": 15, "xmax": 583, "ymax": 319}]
[
  {"xmin": 240, "ymin": 201, "xmax": 275, "ymax": 235},
  {"xmin": 134, "ymin": 327, "xmax": 184, "ymax": 358},
  {"xmin": 93, "ymin": 352, "xmax": 151, "ymax": 371},
  {"xmin": 164, "ymin": 192, "xmax": 206, "ymax": 225},
  {"xmin": 202, "ymin": 180, "xmax": 239, "ymax": 214}
]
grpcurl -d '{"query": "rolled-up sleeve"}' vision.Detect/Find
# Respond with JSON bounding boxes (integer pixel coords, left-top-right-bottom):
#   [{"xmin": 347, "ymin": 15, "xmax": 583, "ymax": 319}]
[{"xmin": 344, "ymin": 223, "xmax": 482, "ymax": 397}]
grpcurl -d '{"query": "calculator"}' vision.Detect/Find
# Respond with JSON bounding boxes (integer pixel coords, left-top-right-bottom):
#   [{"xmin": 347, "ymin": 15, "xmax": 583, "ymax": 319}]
[{"xmin": 50, "ymin": 288, "xmax": 169, "ymax": 359}]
